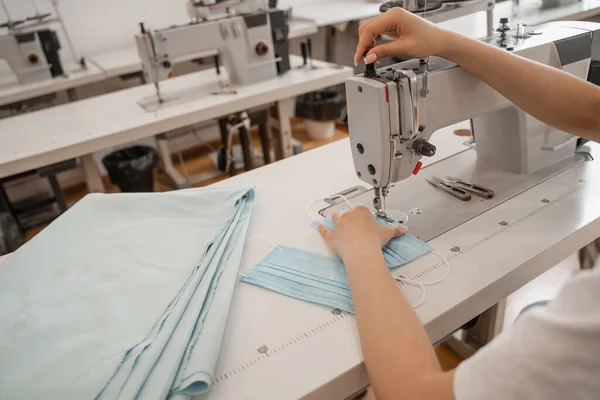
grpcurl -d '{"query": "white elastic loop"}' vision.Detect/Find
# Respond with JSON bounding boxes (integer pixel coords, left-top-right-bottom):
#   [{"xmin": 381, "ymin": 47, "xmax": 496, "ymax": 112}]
[
  {"xmin": 397, "ymin": 278, "xmax": 426, "ymax": 308},
  {"xmin": 238, "ymin": 235, "xmax": 282, "ymax": 279},
  {"xmin": 419, "ymin": 250, "xmax": 451, "ymax": 286},
  {"xmin": 306, "ymin": 194, "xmax": 356, "ymax": 222},
  {"xmin": 246, "ymin": 235, "xmax": 282, "ymax": 251}
]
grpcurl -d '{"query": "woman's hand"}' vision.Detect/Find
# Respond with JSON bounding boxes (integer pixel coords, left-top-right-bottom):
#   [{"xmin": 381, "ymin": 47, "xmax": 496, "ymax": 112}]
[
  {"xmin": 354, "ymin": 7, "xmax": 452, "ymax": 65},
  {"xmin": 317, "ymin": 206, "xmax": 408, "ymax": 261}
]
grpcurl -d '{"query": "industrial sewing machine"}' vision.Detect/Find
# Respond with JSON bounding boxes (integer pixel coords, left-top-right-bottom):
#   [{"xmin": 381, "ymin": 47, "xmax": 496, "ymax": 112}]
[
  {"xmin": 135, "ymin": 0, "xmax": 290, "ymax": 104},
  {"xmin": 327, "ymin": 20, "xmax": 600, "ymax": 241},
  {"xmin": 380, "ymin": 0, "xmax": 495, "ymax": 35},
  {"xmin": 0, "ymin": 28, "xmax": 63, "ymax": 84}
]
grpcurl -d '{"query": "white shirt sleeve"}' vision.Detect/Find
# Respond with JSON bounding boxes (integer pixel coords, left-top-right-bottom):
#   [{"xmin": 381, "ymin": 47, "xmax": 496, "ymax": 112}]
[{"xmin": 453, "ymin": 266, "xmax": 600, "ymax": 400}]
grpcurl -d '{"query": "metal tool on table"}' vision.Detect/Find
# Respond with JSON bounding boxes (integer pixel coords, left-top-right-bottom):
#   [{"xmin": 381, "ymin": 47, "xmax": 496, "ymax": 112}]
[
  {"xmin": 427, "ymin": 177, "xmax": 472, "ymax": 201},
  {"xmin": 341, "ymin": 19, "xmax": 600, "ymax": 221},
  {"xmin": 135, "ymin": 0, "xmax": 291, "ymax": 104},
  {"xmin": 442, "ymin": 176, "xmax": 495, "ymax": 199},
  {"xmin": 298, "ymin": 38, "xmax": 314, "ymax": 69}
]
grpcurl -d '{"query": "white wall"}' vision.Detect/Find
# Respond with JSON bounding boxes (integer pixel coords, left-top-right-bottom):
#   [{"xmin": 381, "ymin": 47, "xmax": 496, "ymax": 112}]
[{"xmin": 0, "ymin": 0, "xmax": 191, "ymax": 58}]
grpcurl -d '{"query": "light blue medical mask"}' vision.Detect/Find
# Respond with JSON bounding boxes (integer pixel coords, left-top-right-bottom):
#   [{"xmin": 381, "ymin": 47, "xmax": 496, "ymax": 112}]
[
  {"xmin": 310, "ymin": 212, "xmax": 432, "ymax": 268},
  {"xmin": 240, "ymin": 245, "xmax": 356, "ymax": 313},
  {"xmin": 241, "ymin": 227, "xmax": 433, "ymax": 313},
  {"xmin": 240, "ymin": 207, "xmax": 436, "ymax": 313}
]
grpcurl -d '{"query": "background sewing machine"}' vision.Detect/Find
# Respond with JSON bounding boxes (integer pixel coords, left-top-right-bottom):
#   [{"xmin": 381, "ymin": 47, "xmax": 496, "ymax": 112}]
[
  {"xmin": 324, "ymin": 19, "xmax": 600, "ymax": 243},
  {"xmin": 0, "ymin": 0, "xmax": 86, "ymax": 86},
  {"xmin": 380, "ymin": 0, "xmax": 495, "ymax": 35},
  {"xmin": 0, "ymin": 28, "xmax": 63, "ymax": 84},
  {"xmin": 135, "ymin": 0, "xmax": 290, "ymax": 107}
]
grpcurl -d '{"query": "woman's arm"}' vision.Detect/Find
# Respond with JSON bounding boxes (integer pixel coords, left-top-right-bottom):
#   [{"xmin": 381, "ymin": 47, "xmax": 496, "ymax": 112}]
[
  {"xmin": 318, "ymin": 207, "xmax": 454, "ymax": 400},
  {"xmin": 354, "ymin": 8, "xmax": 600, "ymax": 141}
]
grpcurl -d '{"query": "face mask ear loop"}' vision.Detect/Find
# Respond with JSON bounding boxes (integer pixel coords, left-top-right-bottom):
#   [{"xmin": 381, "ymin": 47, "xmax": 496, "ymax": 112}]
[
  {"xmin": 306, "ymin": 194, "xmax": 356, "ymax": 222},
  {"xmin": 395, "ymin": 277, "xmax": 426, "ymax": 308},
  {"xmin": 239, "ymin": 235, "xmax": 283, "ymax": 278},
  {"xmin": 418, "ymin": 250, "xmax": 451, "ymax": 286}
]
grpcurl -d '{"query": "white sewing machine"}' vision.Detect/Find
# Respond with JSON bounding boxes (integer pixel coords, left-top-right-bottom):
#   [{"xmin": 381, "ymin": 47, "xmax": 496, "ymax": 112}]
[
  {"xmin": 134, "ymin": 0, "xmax": 290, "ymax": 105},
  {"xmin": 334, "ymin": 19, "xmax": 599, "ymax": 241},
  {"xmin": 0, "ymin": 28, "xmax": 64, "ymax": 84}
]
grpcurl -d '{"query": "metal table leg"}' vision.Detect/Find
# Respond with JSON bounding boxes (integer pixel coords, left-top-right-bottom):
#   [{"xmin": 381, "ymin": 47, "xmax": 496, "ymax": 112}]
[{"xmin": 444, "ymin": 299, "xmax": 506, "ymax": 359}]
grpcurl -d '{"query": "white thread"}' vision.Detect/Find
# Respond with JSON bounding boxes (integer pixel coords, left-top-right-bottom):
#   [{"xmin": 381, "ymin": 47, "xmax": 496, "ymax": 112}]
[
  {"xmin": 397, "ymin": 278, "xmax": 426, "ymax": 308},
  {"xmin": 246, "ymin": 235, "xmax": 282, "ymax": 251},
  {"xmin": 305, "ymin": 194, "xmax": 355, "ymax": 222},
  {"xmin": 418, "ymin": 250, "xmax": 451, "ymax": 286},
  {"xmin": 395, "ymin": 250, "xmax": 451, "ymax": 307}
]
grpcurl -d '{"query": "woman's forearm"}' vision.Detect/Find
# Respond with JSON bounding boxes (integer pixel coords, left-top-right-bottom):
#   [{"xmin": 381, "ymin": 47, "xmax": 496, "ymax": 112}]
[
  {"xmin": 440, "ymin": 32, "xmax": 600, "ymax": 141},
  {"xmin": 342, "ymin": 247, "xmax": 454, "ymax": 400}
]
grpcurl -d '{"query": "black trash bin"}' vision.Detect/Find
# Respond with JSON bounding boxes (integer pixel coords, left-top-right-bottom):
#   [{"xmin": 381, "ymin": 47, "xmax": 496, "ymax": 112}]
[
  {"xmin": 102, "ymin": 146, "xmax": 158, "ymax": 192},
  {"xmin": 295, "ymin": 91, "xmax": 343, "ymax": 122}
]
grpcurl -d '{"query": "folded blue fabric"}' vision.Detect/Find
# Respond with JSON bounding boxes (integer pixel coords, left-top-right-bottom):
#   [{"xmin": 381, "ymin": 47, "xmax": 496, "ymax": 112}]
[
  {"xmin": 241, "ymin": 212, "xmax": 433, "ymax": 313},
  {"xmin": 0, "ymin": 186, "xmax": 254, "ymax": 399}
]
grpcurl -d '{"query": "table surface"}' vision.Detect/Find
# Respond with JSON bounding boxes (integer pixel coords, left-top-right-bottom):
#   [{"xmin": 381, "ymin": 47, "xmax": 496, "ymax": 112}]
[
  {"xmin": 196, "ymin": 131, "xmax": 600, "ymax": 399},
  {"xmin": 2, "ymin": 125, "xmax": 599, "ymax": 399},
  {"xmin": 0, "ymin": 55, "xmax": 352, "ymax": 180},
  {"xmin": 0, "ymin": 61, "xmax": 106, "ymax": 108}
]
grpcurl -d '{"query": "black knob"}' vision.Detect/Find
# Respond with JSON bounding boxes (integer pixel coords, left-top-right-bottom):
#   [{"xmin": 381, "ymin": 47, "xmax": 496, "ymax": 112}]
[
  {"xmin": 139, "ymin": 22, "xmax": 146, "ymax": 34},
  {"xmin": 500, "ymin": 17, "xmax": 508, "ymax": 23},
  {"xmin": 162, "ymin": 60, "xmax": 172, "ymax": 69},
  {"xmin": 338, "ymin": 107, "xmax": 348, "ymax": 124},
  {"xmin": 413, "ymin": 138, "xmax": 436, "ymax": 157},
  {"xmin": 363, "ymin": 51, "xmax": 377, "ymax": 78}
]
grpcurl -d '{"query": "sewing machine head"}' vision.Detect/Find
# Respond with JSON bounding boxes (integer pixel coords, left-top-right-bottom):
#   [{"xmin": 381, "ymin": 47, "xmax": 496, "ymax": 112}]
[
  {"xmin": 135, "ymin": 0, "xmax": 289, "ymax": 102},
  {"xmin": 187, "ymin": 0, "xmax": 273, "ymax": 21},
  {"xmin": 344, "ymin": 20, "xmax": 600, "ymax": 214},
  {"xmin": 0, "ymin": 28, "xmax": 63, "ymax": 85}
]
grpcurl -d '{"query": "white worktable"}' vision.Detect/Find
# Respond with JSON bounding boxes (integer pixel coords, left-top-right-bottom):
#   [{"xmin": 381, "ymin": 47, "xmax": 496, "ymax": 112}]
[
  {"xmin": 0, "ymin": 60, "xmax": 105, "ymax": 108},
  {"xmin": 0, "ymin": 55, "xmax": 352, "ymax": 182},
  {"xmin": 195, "ymin": 128, "xmax": 600, "ymax": 399},
  {"xmin": 89, "ymin": 19, "xmax": 318, "ymax": 79}
]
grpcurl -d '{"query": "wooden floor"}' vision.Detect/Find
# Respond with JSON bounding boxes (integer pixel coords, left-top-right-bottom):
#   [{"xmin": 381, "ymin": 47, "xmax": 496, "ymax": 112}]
[{"xmin": 23, "ymin": 119, "xmax": 464, "ymax": 371}]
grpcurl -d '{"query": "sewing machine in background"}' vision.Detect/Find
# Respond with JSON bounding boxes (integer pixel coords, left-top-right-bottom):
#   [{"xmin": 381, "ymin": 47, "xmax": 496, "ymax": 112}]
[
  {"xmin": 380, "ymin": 0, "xmax": 496, "ymax": 36},
  {"xmin": 135, "ymin": 0, "xmax": 290, "ymax": 105},
  {"xmin": 0, "ymin": 28, "xmax": 63, "ymax": 84},
  {"xmin": 329, "ymin": 19, "xmax": 600, "ymax": 243},
  {"xmin": 0, "ymin": 0, "xmax": 86, "ymax": 86}
]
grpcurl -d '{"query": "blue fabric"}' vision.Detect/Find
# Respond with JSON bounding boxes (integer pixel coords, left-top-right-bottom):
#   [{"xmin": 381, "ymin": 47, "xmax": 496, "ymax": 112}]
[
  {"xmin": 241, "ymin": 215, "xmax": 433, "ymax": 313},
  {"xmin": 0, "ymin": 186, "xmax": 254, "ymax": 400},
  {"xmin": 311, "ymin": 213, "xmax": 432, "ymax": 268},
  {"xmin": 241, "ymin": 246, "xmax": 355, "ymax": 313}
]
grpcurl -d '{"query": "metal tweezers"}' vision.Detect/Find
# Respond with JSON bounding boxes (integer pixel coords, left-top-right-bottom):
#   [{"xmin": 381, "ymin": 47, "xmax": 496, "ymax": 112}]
[
  {"xmin": 426, "ymin": 176, "xmax": 495, "ymax": 201},
  {"xmin": 426, "ymin": 177, "xmax": 471, "ymax": 201},
  {"xmin": 443, "ymin": 176, "xmax": 495, "ymax": 199}
]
